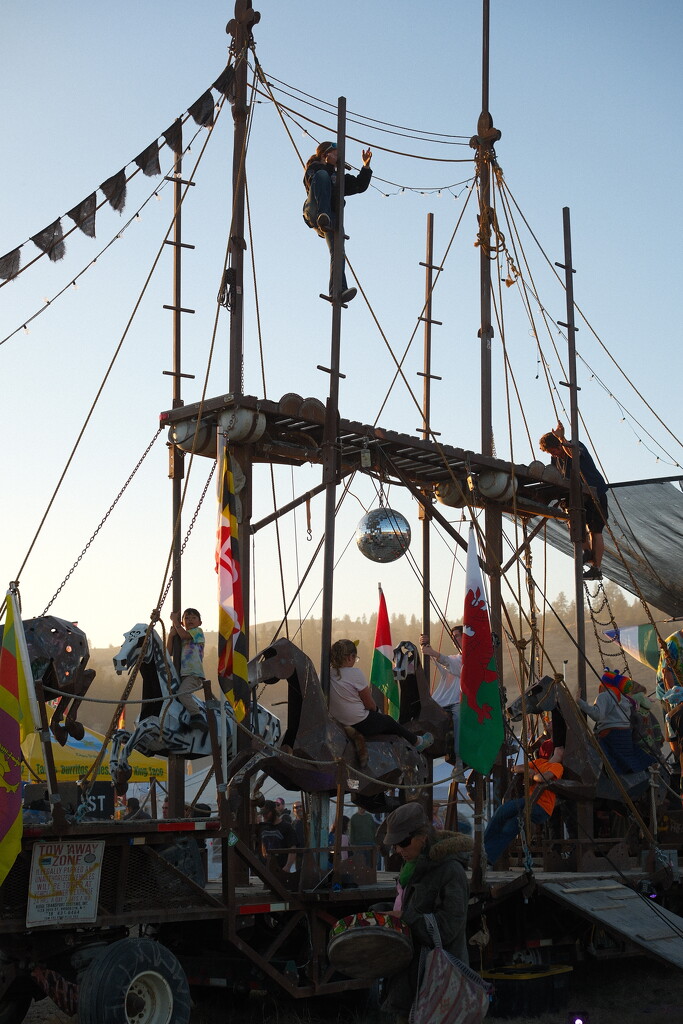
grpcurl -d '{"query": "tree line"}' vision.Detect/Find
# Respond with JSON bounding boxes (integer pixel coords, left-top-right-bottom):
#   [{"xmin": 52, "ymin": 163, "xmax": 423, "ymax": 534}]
[{"xmin": 75, "ymin": 583, "xmax": 667, "ymax": 737}]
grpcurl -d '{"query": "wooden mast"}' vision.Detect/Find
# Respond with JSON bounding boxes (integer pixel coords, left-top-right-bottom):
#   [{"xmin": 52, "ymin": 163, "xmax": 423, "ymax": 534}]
[{"xmin": 472, "ymin": 0, "xmax": 502, "ymax": 886}]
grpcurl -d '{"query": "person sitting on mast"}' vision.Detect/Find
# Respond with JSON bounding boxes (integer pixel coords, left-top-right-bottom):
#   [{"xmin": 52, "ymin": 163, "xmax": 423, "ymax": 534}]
[
  {"xmin": 539, "ymin": 419, "xmax": 608, "ymax": 582},
  {"xmin": 302, "ymin": 140, "xmax": 372, "ymax": 305},
  {"xmin": 329, "ymin": 639, "xmax": 433, "ymax": 752}
]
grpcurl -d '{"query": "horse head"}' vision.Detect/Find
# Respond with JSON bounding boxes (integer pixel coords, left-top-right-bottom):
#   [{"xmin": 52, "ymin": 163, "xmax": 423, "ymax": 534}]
[
  {"xmin": 392, "ymin": 638, "xmax": 451, "ymax": 757},
  {"xmin": 23, "ymin": 616, "xmax": 93, "ymax": 743},
  {"xmin": 248, "ymin": 639, "xmax": 300, "ymax": 688},
  {"xmin": 24, "ymin": 615, "xmax": 90, "ymax": 685},
  {"xmin": 506, "ymin": 675, "xmax": 558, "ymax": 721},
  {"xmin": 393, "ymin": 640, "xmax": 418, "ymax": 682},
  {"xmin": 113, "ymin": 623, "xmax": 152, "ymax": 674}
]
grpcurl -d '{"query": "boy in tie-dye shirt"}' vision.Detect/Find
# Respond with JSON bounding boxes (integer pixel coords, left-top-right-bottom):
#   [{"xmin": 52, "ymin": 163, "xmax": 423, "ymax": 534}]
[{"xmin": 167, "ymin": 608, "xmax": 205, "ymax": 723}]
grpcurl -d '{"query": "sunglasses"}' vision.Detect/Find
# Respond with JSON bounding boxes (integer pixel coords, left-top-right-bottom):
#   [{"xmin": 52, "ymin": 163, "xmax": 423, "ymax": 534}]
[{"xmin": 395, "ymin": 832, "xmax": 417, "ymax": 849}]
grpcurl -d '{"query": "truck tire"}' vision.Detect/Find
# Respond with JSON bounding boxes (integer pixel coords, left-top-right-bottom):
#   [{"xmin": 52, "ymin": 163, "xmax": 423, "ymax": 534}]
[
  {"xmin": 0, "ymin": 987, "xmax": 31, "ymax": 1024},
  {"xmin": 78, "ymin": 938, "xmax": 190, "ymax": 1024}
]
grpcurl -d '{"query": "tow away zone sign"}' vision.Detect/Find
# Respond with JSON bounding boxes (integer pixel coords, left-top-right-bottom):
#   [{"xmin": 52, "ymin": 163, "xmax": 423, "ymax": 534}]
[{"xmin": 27, "ymin": 840, "xmax": 105, "ymax": 926}]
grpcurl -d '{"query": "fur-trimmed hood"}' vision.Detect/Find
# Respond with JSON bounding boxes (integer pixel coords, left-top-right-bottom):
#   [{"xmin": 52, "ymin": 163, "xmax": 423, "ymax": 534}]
[{"xmin": 427, "ymin": 829, "xmax": 474, "ymax": 864}]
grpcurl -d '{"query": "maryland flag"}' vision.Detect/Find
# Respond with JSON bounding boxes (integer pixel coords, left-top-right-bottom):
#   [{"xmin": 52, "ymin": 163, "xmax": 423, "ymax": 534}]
[
  {"xmin": 0, "ymin": 590, "xmax": 39, "ymax": 886},
  {"xmin": 370, "ymin": 585, "xmax": 399, "ymax": 719},
  {"xmin": 458, "ymin": 526, "xmax": 504, "ymax": 775},
  {"xmin": 216, "ymin": 446, "xmax": 250, "ymax": 722}
]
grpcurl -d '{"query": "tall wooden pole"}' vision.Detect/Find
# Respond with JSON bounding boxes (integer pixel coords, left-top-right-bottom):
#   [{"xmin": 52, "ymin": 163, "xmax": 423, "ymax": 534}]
[
  {"xmin": 163, "ymin": 135, "xmax": 193, "ymax": 818},
  {"xmin": 227, "ymin": 2, "xmax": 259, "ymax": 397},
  {"xmin": 319, "ymin": 98, "xmax": 348, "ymax": 698},
  {"xmin": 418, "ymin": 213, "xmax": 442, "ymax": 660},
  {"xmin": 225, "ymin": 1, "xmax": 260, "ymax": 881},
  {"xmin": 557, "ymin": 206, "xmax": 587, "ymax": 700},
  {"xmin": 316, "ymin": 100, "xmax": 348, "ymax": 867},
  {"xmin": 472, "ymin": 0, "xmax": 502, "ymax": 888},
  {"xmin": 226, "ymin": 1, "xmax": 259, "ymax": 665}
]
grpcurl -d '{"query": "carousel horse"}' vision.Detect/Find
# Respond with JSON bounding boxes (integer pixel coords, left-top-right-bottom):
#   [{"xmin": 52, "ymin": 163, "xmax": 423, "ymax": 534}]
[
  {"xmin": 109, "ymin": 622, "xmax": 281, "ymax": 793},
  {"xmin": 392, "ymin": 640, "xmax": 451, "ymax": 758},
  {"xmin": 507, "ymin": 674, "xmax": 667, "ymax": 804},
  {"xmin": 227, "ymin": 638, "xmax": 434, "ymax": 812},
  {"xmin": 23, "ymin": 616, "xmax": 94, "ymax": 745}
]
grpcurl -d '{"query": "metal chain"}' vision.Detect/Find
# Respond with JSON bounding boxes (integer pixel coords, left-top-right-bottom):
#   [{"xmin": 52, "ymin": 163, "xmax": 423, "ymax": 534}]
[
  {"xmin": 159, "ymin": 461, "xmax": 216, "ymax": 610},
  {"xmin": 584, "ymin": 580, "xmax": 630, "ymax": 676},
  {"xmin": 42, "ymin": 426, "xmax": 164, "ymax": 616}
]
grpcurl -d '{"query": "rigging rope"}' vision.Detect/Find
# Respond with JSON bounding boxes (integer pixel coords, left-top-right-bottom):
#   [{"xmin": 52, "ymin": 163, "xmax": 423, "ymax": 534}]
[
  {"xmin": 41, "ymin": 425, "xmax": 164, "ymax": 616},
  {"xmin": 4, "ymin": 96, "xmax": 226, "ymax": 619}
]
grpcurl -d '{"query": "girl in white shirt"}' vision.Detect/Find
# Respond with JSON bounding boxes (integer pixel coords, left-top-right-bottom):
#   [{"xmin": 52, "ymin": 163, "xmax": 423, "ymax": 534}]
[{"xmin": 328, "ymin": 639, "xmax": 433, "ymax": 752}]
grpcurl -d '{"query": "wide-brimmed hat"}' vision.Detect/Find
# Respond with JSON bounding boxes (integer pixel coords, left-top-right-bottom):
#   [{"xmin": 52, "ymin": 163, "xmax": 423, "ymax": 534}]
[{"xmin": 384, "ymin": 802, "xmax": 428, "ymax": 846}]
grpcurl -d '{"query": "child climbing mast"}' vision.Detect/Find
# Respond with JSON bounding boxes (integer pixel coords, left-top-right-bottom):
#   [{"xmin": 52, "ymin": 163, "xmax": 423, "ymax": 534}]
[{"xmin": 302, "ymin": 140, "xmax": 372, "ymax": 304}]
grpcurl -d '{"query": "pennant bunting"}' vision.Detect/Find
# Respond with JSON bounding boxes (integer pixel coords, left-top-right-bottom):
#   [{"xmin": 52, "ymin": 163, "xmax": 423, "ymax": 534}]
[
  {"xmin": 189, "ymin": 90, "xmax": 215, "ymax": 127},
  {"xmin": 216, "ymin": 447, "xmax": 250, "ymax": 722},
  {"xmin": 163, "ymin": 121, "xmax": 183, "ymax": 157},
  {"xmin": 66, "ymin": 193, "xmax": 97, "ymax": 238},
  {"xmin": 458, "ymin": 526, "xmax": 504, "ymax": 775},
  {"xmin": 30, "ymin": 220, "xmax": 65, "ymax": 262},
  {"xmin": 0, "ymin": 248, "xmax": 21, "ymax": 281},
  {"xmin": 1, "ymin": 61, "xmax": 234, "ymax": 284},
  {"xmin": 213, "ymin": 64, "xmax": 236, "ymax": 100},
  {"xmin": 100, "ymin": 169, "xmax": 127, "ymax": 213},
  {"xmin": 135, "ymin": 140, "xmax": 161, "ymax": 178},
  {"xmin": 0, "ymin": 590, "xmax": 39, "ymax": 886},
  {"xmin": 370, "ymin": 585, "xmax": 399, "ymax": 718}
]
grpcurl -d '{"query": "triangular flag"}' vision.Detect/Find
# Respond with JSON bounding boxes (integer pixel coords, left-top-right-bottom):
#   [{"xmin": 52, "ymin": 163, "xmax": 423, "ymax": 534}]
[{"xmin": 370, "ymin": 585, "xmax": 399, "ymax": 719}]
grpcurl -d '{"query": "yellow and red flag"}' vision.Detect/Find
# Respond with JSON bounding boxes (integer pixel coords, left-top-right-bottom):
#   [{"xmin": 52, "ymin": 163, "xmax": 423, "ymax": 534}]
[
  {"xmin": 215, "ymin": 446, "xmax": 250, "ymax": 722},
  {"xmin": 0, "ymin": 589, "xmax": 39, "ymax": 886}
]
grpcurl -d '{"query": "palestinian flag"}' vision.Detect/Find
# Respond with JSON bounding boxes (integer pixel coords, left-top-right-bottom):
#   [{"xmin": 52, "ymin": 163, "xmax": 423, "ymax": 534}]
[
  {"xmin": 216, "ymin": 446, "xmax": 250, "ymax": 722},
  {"xmin": 603, "ymin": 624, "xmax": 661, "ymax": 672},
  {"xmin": 370, "ymin": 585, "xmax": 399, "ymax": 719},
  {"xmin": 0, "ymin": 590, "xmax": 38, "ymax": 886},
  {"xmin": 458, "ymin": 526, "xmax": 504, "ymax": 775}
]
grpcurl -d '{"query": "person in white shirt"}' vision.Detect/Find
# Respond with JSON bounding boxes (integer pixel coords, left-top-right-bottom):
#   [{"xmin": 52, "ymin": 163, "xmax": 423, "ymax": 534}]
[
  {"xmin": 328, "ymin": 639, "xmax": 433, "ymax": 752},
  {"xmin": 420, "ymin": 626, "xmax": 463, "ymax": 765}
]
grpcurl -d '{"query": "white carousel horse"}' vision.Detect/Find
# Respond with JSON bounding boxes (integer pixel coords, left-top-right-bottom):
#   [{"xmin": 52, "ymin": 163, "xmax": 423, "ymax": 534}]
[{"xmin": 109, "ymin": 622, "xmax": 280, "ymax": 792}]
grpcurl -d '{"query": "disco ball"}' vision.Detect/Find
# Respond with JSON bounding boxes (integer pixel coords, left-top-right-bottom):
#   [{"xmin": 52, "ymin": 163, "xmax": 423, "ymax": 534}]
[{"xmin": 356, "ymin": 508, "xmax": 411, "ymax": 563}]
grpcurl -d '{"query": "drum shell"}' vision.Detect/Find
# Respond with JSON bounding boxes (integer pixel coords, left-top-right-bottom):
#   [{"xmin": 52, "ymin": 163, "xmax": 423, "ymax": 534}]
[{"xmin": 327, "ymin": 911, "xmax": 413, "ymax": 980}]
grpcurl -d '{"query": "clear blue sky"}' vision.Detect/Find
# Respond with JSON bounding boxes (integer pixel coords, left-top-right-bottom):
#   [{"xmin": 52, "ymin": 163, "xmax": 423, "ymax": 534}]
[{"xmin": 1, "ymin": 1, "xmax": 682, "ymax": 658}]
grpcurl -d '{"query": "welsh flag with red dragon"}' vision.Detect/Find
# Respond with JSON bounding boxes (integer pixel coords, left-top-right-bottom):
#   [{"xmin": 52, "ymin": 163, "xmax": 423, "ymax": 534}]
[
  {"xmin": 458, "ymin": 525, "xmax": 504, "ymax": 774},
  {"xmin": 216, "ymin": 446, "xmax": 250, "ymax": 722}
]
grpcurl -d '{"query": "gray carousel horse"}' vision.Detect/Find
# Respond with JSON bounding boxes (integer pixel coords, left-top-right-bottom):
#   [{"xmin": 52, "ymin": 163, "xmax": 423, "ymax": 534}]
[
  {"xmin": 109, "ymin": 622, "xmax": 281, "ymax": 793},
  {"xmin": 227, "ymin": 637, "xmax": 435, "ymax": 813},
  {"xmin": 23, "ymin": 616, "xmax": 94, "ymax": 744}
]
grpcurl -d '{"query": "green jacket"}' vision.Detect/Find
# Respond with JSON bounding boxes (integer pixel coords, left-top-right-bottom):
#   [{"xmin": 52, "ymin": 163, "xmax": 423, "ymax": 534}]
[{"xmin": 400, "ymin": 830, "xmax": 473, "ymax": 963}]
